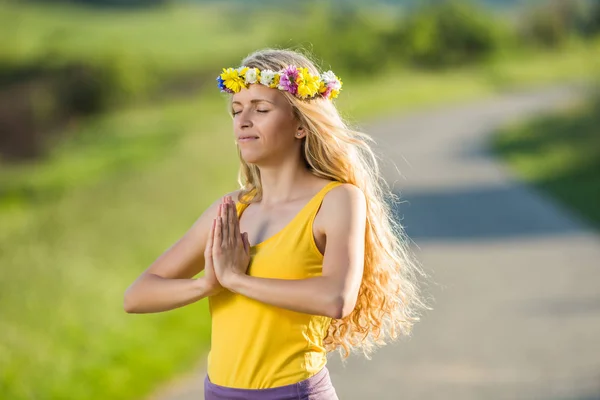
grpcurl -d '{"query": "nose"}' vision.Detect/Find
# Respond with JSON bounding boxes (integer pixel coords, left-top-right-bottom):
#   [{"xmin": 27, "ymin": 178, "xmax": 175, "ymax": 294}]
[{"xmin": 235, "ymin": 109, "xmax": 253, "ymax": 130}]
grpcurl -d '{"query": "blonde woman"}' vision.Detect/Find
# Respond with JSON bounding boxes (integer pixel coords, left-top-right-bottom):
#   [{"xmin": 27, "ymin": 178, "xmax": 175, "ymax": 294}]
[{"xmin": 124, "ymin": 48, "xmax": 429, "ymax": 400}]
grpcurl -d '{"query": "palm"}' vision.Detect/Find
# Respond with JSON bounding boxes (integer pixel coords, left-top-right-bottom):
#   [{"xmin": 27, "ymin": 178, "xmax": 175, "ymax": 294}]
[{"xmin": 212, "ymin": 197, "xmax": 251, "ymax": 286}]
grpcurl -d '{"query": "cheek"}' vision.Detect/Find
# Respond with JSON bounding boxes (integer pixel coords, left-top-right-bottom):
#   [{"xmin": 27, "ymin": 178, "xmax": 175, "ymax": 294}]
[{"xmin": 261, "ymin": 114, "xmax": 295, "ymax": 138}]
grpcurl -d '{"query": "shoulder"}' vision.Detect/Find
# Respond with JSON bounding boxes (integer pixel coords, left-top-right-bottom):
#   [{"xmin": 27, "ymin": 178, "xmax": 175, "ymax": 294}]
[
  {"xmin": 318, "ymin": 183, "xmax": 367, "ymax": 231},
  {"xmin": 197, "ymin": 188, "xmax": 243, "ymax": 224},
  {"xmin": 324, "ymin": 182, "xmax": 365, "ymax": 207},
  {"xmin": 206, "ymin": 188, "xmax": 242, "ymax": 210}
]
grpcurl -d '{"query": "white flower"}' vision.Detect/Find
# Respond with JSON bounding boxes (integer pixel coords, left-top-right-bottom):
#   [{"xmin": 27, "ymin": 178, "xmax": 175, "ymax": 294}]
[
  {"xmin": 321, "ymin": 70, "xmax": 337, "ymax": 83},
  {"xmin": 322, "ymin": 71, "xmax": 341, "ymax": 90},
  {"xmin": 260, "ymin": 69, "xmax": 276, "ymax": 86},
  {"xmin": 245, "ymin": 68, "xmax": 258, "ymax": 84}
]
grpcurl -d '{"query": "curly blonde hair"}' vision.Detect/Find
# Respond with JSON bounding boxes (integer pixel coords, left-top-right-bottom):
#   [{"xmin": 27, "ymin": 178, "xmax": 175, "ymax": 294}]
[{"xmin": 229, "ymin": 47, "xmax": 431, "ymax": 360}]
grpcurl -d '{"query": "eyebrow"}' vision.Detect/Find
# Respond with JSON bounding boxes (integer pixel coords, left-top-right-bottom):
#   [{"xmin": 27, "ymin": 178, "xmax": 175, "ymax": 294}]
[{"xmin": 231, "ymin": 99, "xmax": 275, "ymax": 106}]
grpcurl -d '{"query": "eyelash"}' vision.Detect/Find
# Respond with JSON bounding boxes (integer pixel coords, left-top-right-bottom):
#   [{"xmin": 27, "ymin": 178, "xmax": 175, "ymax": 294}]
[{"xmin": 232, "ymin": 110, "xmax": 269, "ymax": 116}]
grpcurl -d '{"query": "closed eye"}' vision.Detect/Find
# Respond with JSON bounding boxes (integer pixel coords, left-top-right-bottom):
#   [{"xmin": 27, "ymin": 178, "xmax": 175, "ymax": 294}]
[{"xmin": 231, "ymin": 110, "xmax": 269, "ymax": 116}]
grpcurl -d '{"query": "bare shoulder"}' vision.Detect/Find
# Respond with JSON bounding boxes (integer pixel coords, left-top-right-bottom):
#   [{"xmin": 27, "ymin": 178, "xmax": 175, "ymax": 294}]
[
  {"xmin": 325, "ymin": 183, "xmax": 365, "ymax": 203},
  {"xmin": 317, "ymin": 183, "xmax": 367, "ymax": 233},
  {"xmin": 184, "ymin": 187, "xmax": 244, "ymax": 247},
  {"xmin": 199, "ymin": 188, "xmax": 243, "ymax": 221}
]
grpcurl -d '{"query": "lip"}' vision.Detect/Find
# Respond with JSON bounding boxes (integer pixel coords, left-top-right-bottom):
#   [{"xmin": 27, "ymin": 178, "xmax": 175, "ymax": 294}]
[{"xmin": 237, "ymin": 136, "xmax": 259, "ymax": 142}]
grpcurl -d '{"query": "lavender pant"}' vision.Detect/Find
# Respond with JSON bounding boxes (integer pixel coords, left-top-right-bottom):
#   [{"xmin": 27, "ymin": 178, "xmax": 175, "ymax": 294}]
[{"xmin": 204, "ymin": 367, "xmax": 339, "ymax": 400}]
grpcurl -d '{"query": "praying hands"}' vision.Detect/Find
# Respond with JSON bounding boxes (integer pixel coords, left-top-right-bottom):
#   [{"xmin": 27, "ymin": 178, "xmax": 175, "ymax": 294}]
[{"xmin": 204, "ymin": 195, "xmax": 251, "ymax": 293}]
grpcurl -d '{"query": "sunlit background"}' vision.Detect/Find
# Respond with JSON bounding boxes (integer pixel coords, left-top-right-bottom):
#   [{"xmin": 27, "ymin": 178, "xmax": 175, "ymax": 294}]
[{"xmin": 1, "ymin": 0, "xmax": 599, "ymax": 399}]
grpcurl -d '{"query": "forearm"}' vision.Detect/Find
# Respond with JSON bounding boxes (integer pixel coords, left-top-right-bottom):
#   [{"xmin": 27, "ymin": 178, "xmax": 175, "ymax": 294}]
[
  {"xmin": 226, "ymin": 274, "xmax": 344, "ymax": 318},
  {"xmin": 124, "ymin": 273, "xmax": 216, "ymax": 314}
]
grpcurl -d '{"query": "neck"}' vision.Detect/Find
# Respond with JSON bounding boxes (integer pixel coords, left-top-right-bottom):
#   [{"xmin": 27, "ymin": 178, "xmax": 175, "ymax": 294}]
[{"xmin": 256, "ymin": 163, "xmax": 315, "ymax": 206}]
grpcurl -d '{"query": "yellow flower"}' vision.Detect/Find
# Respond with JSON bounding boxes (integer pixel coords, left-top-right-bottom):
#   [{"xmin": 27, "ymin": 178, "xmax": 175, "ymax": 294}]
[
  {"xmin": 220, "ymin": 67, "xmax": 246, "ymax": 93},
  {"xmin": 318, "ymin": 80, "xmax": 327, "ymax": 94},
  {"xmin": 331, "ymin": 76, "xmax": 342, "ymax": 99},
  {"xmin": 238, "ymin": 67, "xmax": 249, "ymax": 78},
  {"xmin": 296, "ymin": 68, "xmax": 320, "ymax": 99},
  {"xmin": 270, "ymin": 74, "xmax": 280, "ymax": 89}
]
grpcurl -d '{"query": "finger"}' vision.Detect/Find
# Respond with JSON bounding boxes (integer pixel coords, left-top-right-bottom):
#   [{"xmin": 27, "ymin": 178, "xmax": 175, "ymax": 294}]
[
  {"xmin": 215, "ymin": 203, "xmax": 222, "ymax": 248},
  {"xmin": 230, "ymin": 198, "xmax": 241, "ymax": 242},
  {"xmin": 228, "ymin": 199, "xmax": 237, "ymax": 243},
  {"xmin": 205, "ymin": 218, "xmax": 216, "ymax": 266},
  {"xmin": 222, "ymin": 199, "xmax": 229, "ymax": 245},
  {"xmin": 214, "ymin": 216, "xmax": 222, "ymax": 253},
  {"xmin": 243, "ymin": 232, "xmax": 249, "ymax": 254},
  {"xmin": 206, "ymin": 218, "xmax": 215, "ymax": 251}
]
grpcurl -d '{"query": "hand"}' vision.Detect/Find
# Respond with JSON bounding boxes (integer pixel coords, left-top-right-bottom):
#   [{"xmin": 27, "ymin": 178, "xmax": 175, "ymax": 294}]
[
  {"xmin": 212, "ymin": 196, "xmax": 251, "ymax": 288},
  {"xmin": 203, "ymin": 216, "xmax": 223, "ymax": 296}
]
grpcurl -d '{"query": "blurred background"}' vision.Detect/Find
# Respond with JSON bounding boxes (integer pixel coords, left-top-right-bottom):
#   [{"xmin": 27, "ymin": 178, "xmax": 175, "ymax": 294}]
[{"xmin": 1, "ymin": 0, "xmax": 599, "ymax": 399}]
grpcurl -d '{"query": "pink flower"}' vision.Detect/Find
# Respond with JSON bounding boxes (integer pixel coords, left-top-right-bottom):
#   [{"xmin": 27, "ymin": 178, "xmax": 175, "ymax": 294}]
[
  {"xmin": 320, "ymin": 86, "xmax": 333, "ymax": 99},
  {"xmin": 278, "ymin": 65, "xmax": 299, "ymax": 95}
]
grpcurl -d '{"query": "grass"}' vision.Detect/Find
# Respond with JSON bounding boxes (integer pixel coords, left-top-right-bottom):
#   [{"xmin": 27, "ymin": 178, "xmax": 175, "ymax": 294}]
[
  {"xmin": 0, "ymin": 94, "xmax": 239, "ymax": 398},
  {"xmin": 1, "ymin": 2, "xmax": 276, "ymax": 74},
  {"xmin": 493, "ymin": 94, "xmax": 600, "ymax": 230},
  {"xmin": 338, "ymin": 39, "xmax": 600, "ymax": 121}
]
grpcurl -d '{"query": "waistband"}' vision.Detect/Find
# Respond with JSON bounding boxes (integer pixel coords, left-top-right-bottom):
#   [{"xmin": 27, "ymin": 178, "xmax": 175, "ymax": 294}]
[{"xmin": 204, "ymin": 366, "xmax": 338, "ymax": 400}]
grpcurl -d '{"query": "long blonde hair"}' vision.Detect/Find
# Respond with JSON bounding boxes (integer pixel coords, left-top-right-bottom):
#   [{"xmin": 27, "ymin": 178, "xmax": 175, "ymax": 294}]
[{"xmin": 231, "ymin": 47, "xmax": 431, "ymax": 360}]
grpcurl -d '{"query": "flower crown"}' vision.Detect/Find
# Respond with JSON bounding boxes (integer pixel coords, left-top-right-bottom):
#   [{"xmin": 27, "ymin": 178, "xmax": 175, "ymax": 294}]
[{"xmin": 216, "ymin": 65, "xmax": 343, "ymax": 100}]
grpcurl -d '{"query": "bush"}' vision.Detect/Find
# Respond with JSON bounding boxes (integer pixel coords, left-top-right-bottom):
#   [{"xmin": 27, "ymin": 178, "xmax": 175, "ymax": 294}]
[
  {"xmin": 0, "ymin": 53, "xmax": 156, "ymax": 161},
  {"xmin": 276, "ymin": 3, "xmax": 390, "ymax": 76},
  {"xmin": 517, "ymin": 0, "xmax": 587, "ymax": 48},
  {"xmin": 54, "ymin": 53, "xmax": 156, "ymax": 115},
  {"xmin": 385, "ymin": 0, "xmax": 505, "ymax": 68},
  {"xmin": 28, "ymin": 0, "xmax": 169, "ymax": 8},
  {"xmin": 581, "ymin": 0, "xmax": 600, "ymax": 36}
]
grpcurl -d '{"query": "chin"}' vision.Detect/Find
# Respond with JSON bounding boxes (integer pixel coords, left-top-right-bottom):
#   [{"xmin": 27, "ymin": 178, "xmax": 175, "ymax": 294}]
[{"xmin": 239, "ymin": 151, "xmax": 263, "ymax": 165}]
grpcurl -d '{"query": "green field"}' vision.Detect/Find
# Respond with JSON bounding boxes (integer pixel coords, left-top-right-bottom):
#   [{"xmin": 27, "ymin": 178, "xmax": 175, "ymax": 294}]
[
  {"xmin": 2, "ymin": 2, "xmax": 600, "ymax": 399},
  {"xmin": 1, "ymin": 2, "xmax": 275, "ymax": 73},
  {"xmin": 493, "ymin": 94, "xmax": 600, "ymax": 230}
]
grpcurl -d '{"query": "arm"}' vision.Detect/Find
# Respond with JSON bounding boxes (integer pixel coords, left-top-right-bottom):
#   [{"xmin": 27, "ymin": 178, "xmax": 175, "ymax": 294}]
[
  {"xmin": 224, "ymin": 184, "xmax": 366, "ymax": 319},
  {"xmin": 123, "ymin": 273, "xmax": 217, "ymax": 314},
  {"xmin": 123, "ymin": 190, "xmax": 240, "ymax": 314}
]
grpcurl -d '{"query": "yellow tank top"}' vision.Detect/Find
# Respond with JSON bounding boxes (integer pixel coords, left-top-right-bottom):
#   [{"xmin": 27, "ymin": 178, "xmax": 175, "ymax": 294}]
[{"xmin": 206, "ymin": 180, "xmax": 343, "ymax": 389}]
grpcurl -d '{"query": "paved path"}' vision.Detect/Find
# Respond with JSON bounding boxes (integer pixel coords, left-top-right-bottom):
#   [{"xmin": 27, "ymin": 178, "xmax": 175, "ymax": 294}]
[{"xmin": 150, "ymin": 86, "xmax": 600, "ymax": 400}]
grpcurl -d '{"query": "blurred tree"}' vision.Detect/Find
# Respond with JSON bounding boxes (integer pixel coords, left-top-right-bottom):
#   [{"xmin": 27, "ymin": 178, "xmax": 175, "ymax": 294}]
[
  {"xmin": 518, "ymin": 0, "xmax": 586, "ymax": 48},
  {"xmin": 24, "ymin": 0, "xmax": 170, "ymax": 8},
  {"xmin": 385, "ymin": 0, "xmax": 505, "ymax": 68},
  {"xmin": 276, "ymin": 1, "xmax": 390, "ymax": 76},
  {"xmin": 582, "ymin": 0, "xmax": 600, "ymax": 36}
]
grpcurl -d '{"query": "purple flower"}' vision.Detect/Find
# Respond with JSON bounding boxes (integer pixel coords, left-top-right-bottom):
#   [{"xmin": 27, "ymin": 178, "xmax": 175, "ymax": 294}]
[
  {"xmin": 283, "ymin": 65, "xmax": 299, "ymax": 79},
  {"xmin": 278, "ymin": 65, "xmax": 299, "ymax": 95},
  {"xmin": 320, "ymin": 86, "xmax": 333, "ymax": 99}
]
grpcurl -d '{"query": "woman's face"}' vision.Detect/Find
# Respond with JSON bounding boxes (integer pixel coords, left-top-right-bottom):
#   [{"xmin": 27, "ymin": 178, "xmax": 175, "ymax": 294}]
[{"xmin": 231, "ymin": 83, "xmax": 302, "ymax": 165}]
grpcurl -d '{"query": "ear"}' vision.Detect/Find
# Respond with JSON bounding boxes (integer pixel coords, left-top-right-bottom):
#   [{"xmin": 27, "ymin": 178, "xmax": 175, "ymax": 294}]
[{"xmin": 295, "ymin": 126, "xmax": 306, "ymax": 139}]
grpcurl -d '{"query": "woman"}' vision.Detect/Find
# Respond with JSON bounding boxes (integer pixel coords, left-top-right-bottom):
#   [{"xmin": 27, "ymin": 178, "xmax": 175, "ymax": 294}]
[{"xmin": 124, "ymin": 48, "xmax": 429, "ymax": 400}]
